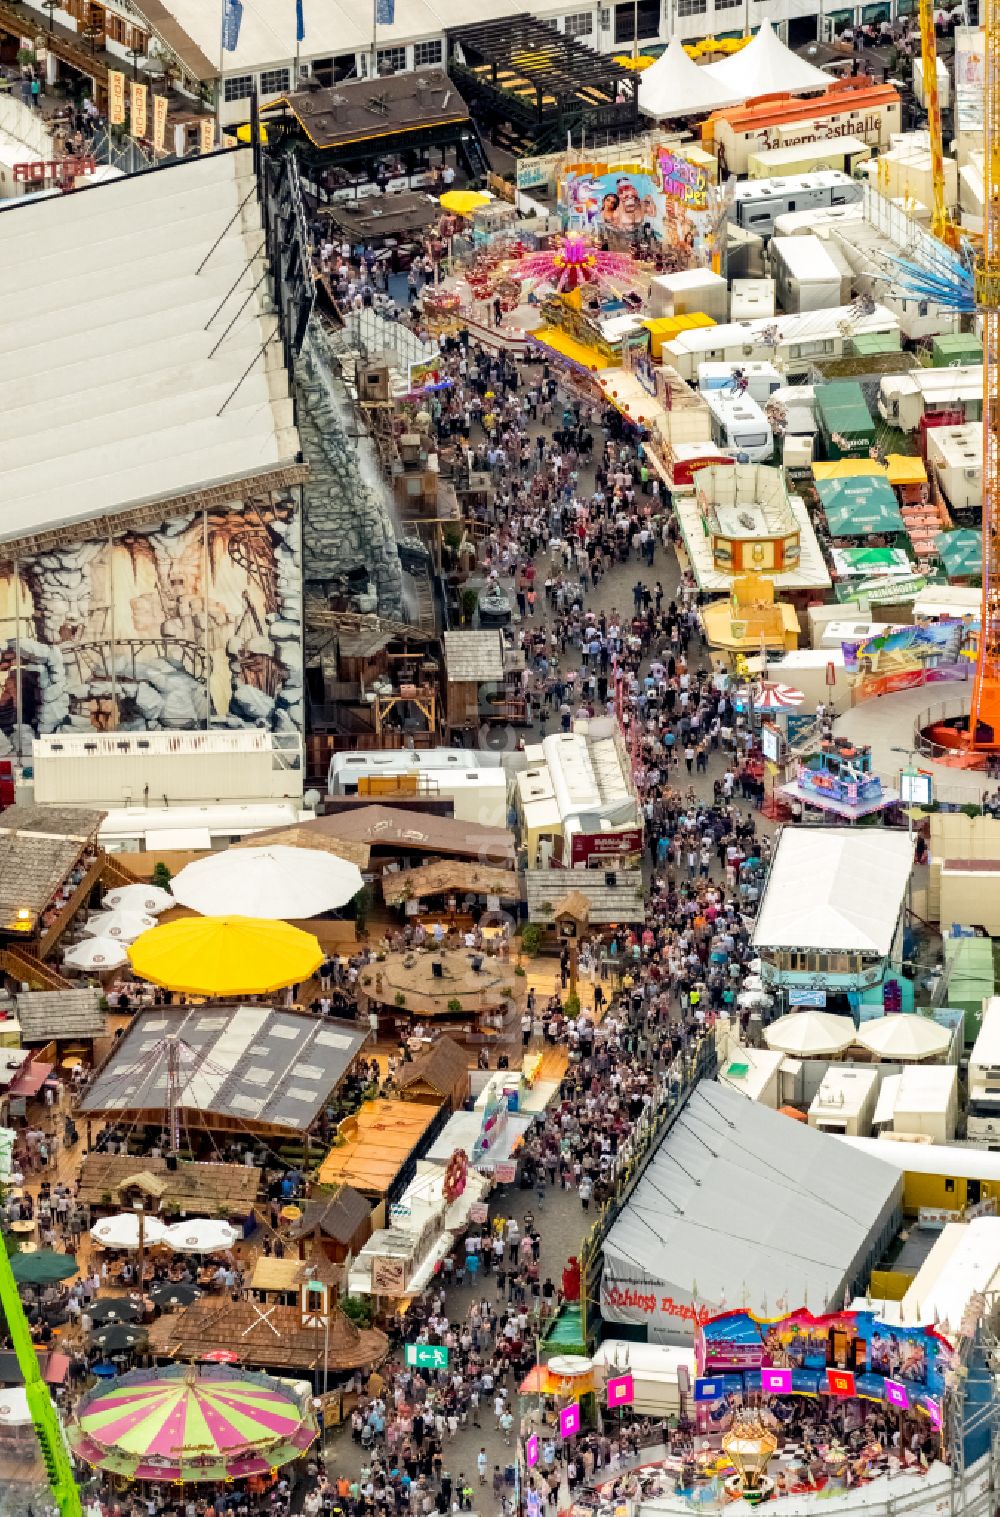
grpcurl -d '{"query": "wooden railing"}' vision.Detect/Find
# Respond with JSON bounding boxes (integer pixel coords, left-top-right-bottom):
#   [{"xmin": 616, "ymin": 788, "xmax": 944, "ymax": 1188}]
[
  {"xmin": 0, "ymin": 945, "xmax": 71, "ymax": 993},
  {"xmin": 36, "ymin": 856, "xmax": 105, "ymax": 960}
]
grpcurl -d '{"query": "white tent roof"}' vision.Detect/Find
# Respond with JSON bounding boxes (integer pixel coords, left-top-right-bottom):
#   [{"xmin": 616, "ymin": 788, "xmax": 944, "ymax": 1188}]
[
  {"xmin": 856, "ymin": 1014, "xmax": 951, "ymax": 1062},
  {"xmin": 752, "ymin": 827, "xmax": 913, "ymax": 955},
  {"xmin": 702, "ymin": 21, "xmax": 831, "ymax": 98},
  {"xmin": 602, "ymin": 1083, "xmax": 902, "ymax": 1322},
  {"xmin": 903, "ymin": 1217, "xmax": 1000, "ymax": 1333},
  {"xmin": 764, "ymin": 1009, "xmax": 856, "ymax": 1057},
  {"xmin": 638, "ymin": 37, "xmax": 743, "ymax": 119},
  {"xmin": 0, "ymin": 147, "xmax": 299, "ymax": 541}
]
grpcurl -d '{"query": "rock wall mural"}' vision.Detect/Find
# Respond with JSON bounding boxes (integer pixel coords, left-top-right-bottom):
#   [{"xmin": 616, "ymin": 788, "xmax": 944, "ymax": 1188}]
[{"xmin": 0, "ymin": 497, "xmax": 303, "ymax": 742}]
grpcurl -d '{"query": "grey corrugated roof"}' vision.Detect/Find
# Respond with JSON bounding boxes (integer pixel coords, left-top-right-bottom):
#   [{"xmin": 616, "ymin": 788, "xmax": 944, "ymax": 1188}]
[
  {"xmin": 79, "ymin": 1006, "xmax": 368, "ymax": 1134},
  {"xmin": 443, "ymin": 630, "xmax": 506, "ymax": 683},
  {"xmin": 525, "ymin": 869, "xmax": 644, "ymax": 925},
  {"xmin": 602, "ymin": 1083, "xmax": 902, "ymax": 1321},
  {"xmin": 16, "ymin": 989, "xmax": 106, "ymax": 1044}
]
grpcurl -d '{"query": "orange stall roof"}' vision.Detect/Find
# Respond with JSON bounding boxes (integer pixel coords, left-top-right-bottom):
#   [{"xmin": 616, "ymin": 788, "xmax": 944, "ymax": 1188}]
[
  {"xmin": 317, "ymin": 1098, "xmax": 440, "ymax": 1197},
  {"xmin": 702, "ymin": 76, "xmax": 899, "ymax": 136}
]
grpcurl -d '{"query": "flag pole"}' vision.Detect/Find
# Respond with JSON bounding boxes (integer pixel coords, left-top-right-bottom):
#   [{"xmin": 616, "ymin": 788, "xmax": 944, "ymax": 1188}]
[
  {"xmin": 371, "ymin": 0, "xmax": 377, "ymax": 78},
  {"xmin": 217, "ymin": 10, "xmax": 223, "ymax": 146}
]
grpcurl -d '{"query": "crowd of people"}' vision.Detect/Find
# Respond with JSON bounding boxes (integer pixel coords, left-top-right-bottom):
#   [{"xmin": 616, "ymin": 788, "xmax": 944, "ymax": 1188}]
[{"xmin": 23, "ymin": 340, "xmax": 774, "ymax": 1517}]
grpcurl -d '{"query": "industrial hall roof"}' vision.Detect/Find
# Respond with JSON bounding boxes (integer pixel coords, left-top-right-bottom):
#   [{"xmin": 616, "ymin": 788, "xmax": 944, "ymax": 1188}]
[
  {"xmin": 78, "ymin": 1006, "xmax": 368, "ymax": 1135},
  {"xmin": 601, "ymin": 1082, "xmax": 902, "ymax": 1323},
  {"xmin": 76, "ymin": 1154, "xmax": 261, "ymax": 1216},
  {"xmin": 141, "ymin": 0, "xmax": 569, "ymax": 78},
  {"xmin": 0, "ymin": 148, "xmax": 299, "ymax": 544},
  {"xmin": 308, "ymin": 806, "xmax": 515, "ymax": 866},
  {"xmin": 264, "ymin": 73, "xmax": 469, "ymax": 151},
  {"xmin": 0, "ymin": 805, "xmax": 104, "ymax": 918}
]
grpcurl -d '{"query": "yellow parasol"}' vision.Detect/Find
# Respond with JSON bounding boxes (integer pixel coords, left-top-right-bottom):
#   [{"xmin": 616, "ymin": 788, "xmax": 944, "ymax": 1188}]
[
  {"xmin": 235, "ymin": 122, "xmax": 269, "ymax": 144},
  {"xmin": 439, "ymin": 189, "xmax": 490, "ymax": 216},
  {"xmin": 612, "ymin": 53, "xmax": 656, "ymax": 69},
  {"xmin": 128, "ymin": 915, "xmax": 323, "ymax": 996}
]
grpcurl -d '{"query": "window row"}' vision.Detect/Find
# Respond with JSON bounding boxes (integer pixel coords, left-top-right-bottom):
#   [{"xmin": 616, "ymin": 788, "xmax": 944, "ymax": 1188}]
[{"xmin": 224, "ymin": 67, "xmax": 290, "ymax": 100}]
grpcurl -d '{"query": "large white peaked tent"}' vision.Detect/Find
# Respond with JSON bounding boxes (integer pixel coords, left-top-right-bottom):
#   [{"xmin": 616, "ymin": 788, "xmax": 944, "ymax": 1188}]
[
  {"xmin": 638, "ymin": 37, "xmax": 743, "ymax": 119},
  {"xmin": 703, "ymin": 21, "xmax": 830, "ymax": 97}
]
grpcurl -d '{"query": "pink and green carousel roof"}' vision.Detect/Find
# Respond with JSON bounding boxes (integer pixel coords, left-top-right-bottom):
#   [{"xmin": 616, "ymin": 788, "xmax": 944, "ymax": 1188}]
[{"xmin": 68, "ymin": 1364, "xmax": 317, "ymax": 1483}]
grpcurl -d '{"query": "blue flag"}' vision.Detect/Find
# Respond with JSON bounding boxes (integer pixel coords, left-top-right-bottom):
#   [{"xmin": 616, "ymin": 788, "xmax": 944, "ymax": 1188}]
[
  {"xmin": 375, "ymin": 0, "xmax": 394, "ymax": 23},
  {"xmin": 221, "ymin": 0, "xmax": 243, "ymax": 52},
  {"xmin": 295, "ymin": 0, "xmax": 305, "ymax": 42}
]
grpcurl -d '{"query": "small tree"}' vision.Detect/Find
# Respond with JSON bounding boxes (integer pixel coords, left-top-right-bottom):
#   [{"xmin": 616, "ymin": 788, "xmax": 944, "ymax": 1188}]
[
  {"xmin": 520, "ymin": 923, "xmax": 543, "ymax": 957},
  {"xmin": 340, "ymin": 1294, "xmax": 374, "ymax": 1328},
  {"xmin": 151, "ymin": 861, "xmax": 172, "ymax": 892}
]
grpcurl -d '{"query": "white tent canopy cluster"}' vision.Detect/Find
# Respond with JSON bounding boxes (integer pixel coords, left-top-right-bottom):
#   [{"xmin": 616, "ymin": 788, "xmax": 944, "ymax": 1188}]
[
  {"xmin": 639, "ymin": 22, "xmax": 830, "ymax": 120},
  {"xmin": 89, "ymin": 1213, "xmax": 239, "ymax": 1252}
]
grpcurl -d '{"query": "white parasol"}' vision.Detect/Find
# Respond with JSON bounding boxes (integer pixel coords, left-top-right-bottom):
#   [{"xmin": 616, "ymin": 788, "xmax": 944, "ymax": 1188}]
[
  {"xmin": 162, "ymin": 1218, "xmax": 239, "ymax": 1254},
  {"xmin": 63, "ymin": 937, "xmax": 129, "ymax": 973},
  {"xmin": 83, "ymin": 910, "xmax": 158, "ymax": 942},
  {"xmin": 855, "ymin": 1015, "xmax": 951, "ymax": 1062},
  {"xmin": 90, "ymin": 1213, "xmax": 169, "ymax": 1250},
  {"xmin": 0, "ymin": 1389, "xmax": 32, "ymax": 1427},
  {"xmin": 170, "ymin": 845, "xmax": 364, "ymax": 920},
  {"xmin": 751, "ymin": 681, "xmax": 806, "ymax": 711},
  {"xmin": 764, "ymin": 1010, "xmax": 857, "ymax": 1057},
  {"xmin": 102, "ymin": 883, "xmax": 174, "ymax": 915}
]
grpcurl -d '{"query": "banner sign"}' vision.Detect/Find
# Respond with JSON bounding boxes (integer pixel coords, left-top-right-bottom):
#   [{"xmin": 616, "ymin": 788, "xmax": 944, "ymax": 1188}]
[
  {"xmin": 153, "ymin": 91, "xmax": 168, "ymax": 151},
  {"xmin": 559, "ymin": 1403, "xmax": 581, "ymax": 1439},
  {"xmin": 108, "ymin": 70, "xmax": 126, "ymax": 125},
  {"xmin": 570, "ymin": 827, "xmax": 643, "ymax": 866},
  {"xmin": 130, "ymin": 80, "xmax": 148, "ymax": 139},
  {"xmin": 199, "ymin": 118, "xmax": 215, "ymax": 154},
  {"xmin": 697, "ymin": 1306, "xmax": 950, "ymax": 1418},
  {"xmin": 607, "ymin": 1373, "xmax": 634, "ymax": 1408}
]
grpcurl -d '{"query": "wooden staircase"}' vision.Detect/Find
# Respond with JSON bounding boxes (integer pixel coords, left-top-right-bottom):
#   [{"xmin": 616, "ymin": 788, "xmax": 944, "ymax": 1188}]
[
  {"xmin": 1, "ymin": 945, "xmax": 71, "ymax": 992},
  {"xmin": 99, "ymin": 854, "xmax": 143, "ymax": 889}
]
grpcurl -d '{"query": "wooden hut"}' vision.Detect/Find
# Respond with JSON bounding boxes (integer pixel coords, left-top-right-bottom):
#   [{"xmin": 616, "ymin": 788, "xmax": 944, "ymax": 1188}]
[
  {"xmin": 395, "ymin": 1035, "xmax": 470, "ymax": 1114},
  {"xmin": 287, "ymin": 1186, "xmax": 373, "ymax": 1264},
  {"xmin": 442, "ymin": 630, "xmax": 506, "ymax": 737}
]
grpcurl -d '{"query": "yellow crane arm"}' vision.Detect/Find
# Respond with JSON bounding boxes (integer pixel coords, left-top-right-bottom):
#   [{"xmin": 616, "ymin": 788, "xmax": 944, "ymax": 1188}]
[{"xmin": 918, "ymin": 0, "xmax": 949, "ymax": 242}]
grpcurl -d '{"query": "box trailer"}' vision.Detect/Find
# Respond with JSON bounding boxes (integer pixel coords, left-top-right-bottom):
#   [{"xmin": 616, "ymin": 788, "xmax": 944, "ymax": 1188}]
[
  {"xmin": 729, "ymin": 278, "xmax": 775, "ymax": 321},
  {"xmin": 649, "ymin": 268, "xmax": 729, "ymax": 323},
  {"xmin": 748, "ymin": 136, "xmax": 873, "ymax": 179},
  {"xmin": 770, "ymin": 234, "xmax": 845, "ymax": 313}
]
